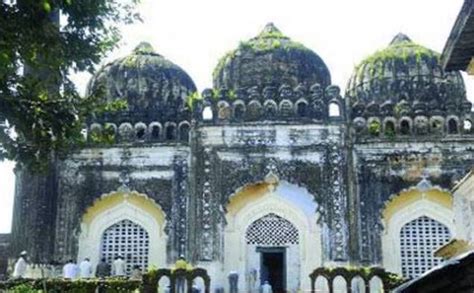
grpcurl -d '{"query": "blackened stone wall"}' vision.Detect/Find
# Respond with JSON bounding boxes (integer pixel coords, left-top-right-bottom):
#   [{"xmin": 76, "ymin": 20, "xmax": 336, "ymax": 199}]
[
  {"xmin": 0, "ymin": 234, "xmax": 10, "ymax": 280},
  {"xmin": 9, "ymin": 167, "xmax": 58, "ymax": 264},
  {"xmin": 50, "ymin": 146, "xmax": 189, "ymax": 263},
  {"xmin": 352, "ymin": 139, "xmax": 474, "ymax": 265}
]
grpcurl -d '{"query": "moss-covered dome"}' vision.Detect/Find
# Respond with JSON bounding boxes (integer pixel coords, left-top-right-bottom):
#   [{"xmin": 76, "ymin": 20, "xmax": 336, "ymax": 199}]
[
  {"xmin": 213, "ymin": 23, "xmax": 331, "ymax": 90},
  {"xmin": 346, "ymin": 34, "xmax": 467, "ymax": 115},
  {"xmin": 87, "ymin": 42, "xmax": 196, "ymax": 122}
]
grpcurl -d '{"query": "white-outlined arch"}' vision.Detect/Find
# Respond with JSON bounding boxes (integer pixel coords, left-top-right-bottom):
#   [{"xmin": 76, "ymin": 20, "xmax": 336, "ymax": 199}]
[
  {"xmin": 381, "ymin": 187, "xmax": 454, "ymax": 275},
  {"xmin": 77, "ymin": 191, "xmax": 167, "ymax": 270},
  {"xmin": 223, "ymin": 181, "xmax": 321, "ymax": 292}
]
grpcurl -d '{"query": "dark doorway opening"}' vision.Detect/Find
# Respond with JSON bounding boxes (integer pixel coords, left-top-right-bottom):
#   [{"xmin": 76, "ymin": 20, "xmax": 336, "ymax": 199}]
[{"xmin": 259, "ymin": 247, "xmax": 286, "ymax": 293}]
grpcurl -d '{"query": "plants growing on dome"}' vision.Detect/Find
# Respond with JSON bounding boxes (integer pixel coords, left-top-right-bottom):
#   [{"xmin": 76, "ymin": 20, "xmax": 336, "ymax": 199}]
[
  {"xmin": 353, "ymin": 40, "xmax": 440, "ymax": 82},
  {"xmin": 212, "ymin": 24, "xmax": 314, "ymax": 83},
  {"xmin": 186, "ymin": 92, "xmax": 202, "ymax": 110},
  {"xmin": 368, "ymin": 120, "xmax": 381, "ymax": 136},
  {"xmin": 385, "ymin": 123, "xmax": 396, "ymax": 139}
]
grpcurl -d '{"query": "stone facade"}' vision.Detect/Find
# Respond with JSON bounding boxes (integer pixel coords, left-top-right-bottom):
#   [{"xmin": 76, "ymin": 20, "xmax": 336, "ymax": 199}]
[
  {"xmin": 0, "ymin": 234, "xmax": 9, "ymax": 280},
  {"xmin": 7, "ymin": 23, "xmax": 474, "ymax": 291},
  {"xmin": 453, "ymin": 171, "xmax": 474, "ymax": 243}
]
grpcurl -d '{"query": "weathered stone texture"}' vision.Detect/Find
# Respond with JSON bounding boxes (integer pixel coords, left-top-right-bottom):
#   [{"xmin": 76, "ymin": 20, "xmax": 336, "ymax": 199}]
[
  {"xmin": 10, "ymin": 167, "xmax": 58, "ymax": 263},
  {"xmin": 353, "ymin": 141, "xmax": 474, "ymax": 264},
  {"xmin": 7, "ymin": 25, "xmax": 474, "ymax": 279},
  {"xmin": 49, "ymin": 146, "xmax": 188, "ymax": 263},
  {"xmin": 0, "ymin": 234, "xmax": 10, "ymax": 280},
  {"xmin": 87, "ymin": 42, "xmax": 196, "ymax": 123},
  {"xmin": 213, "ymin": 23, "xmax": 331, "ymax": 90}
]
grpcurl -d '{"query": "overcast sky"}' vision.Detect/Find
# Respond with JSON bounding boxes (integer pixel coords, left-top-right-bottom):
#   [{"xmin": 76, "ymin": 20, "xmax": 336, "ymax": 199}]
[{"xmin": 0, "ymin": 0, "xmax": 472, "ymax": 233}]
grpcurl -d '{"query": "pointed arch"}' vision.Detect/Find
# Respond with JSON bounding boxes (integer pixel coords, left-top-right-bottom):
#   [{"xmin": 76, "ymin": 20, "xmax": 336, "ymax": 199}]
[
  {"xmin": 381, "ymin": 186, "xmax": 454, "ymax": 276},
  {"xmin": 245, "ymin": 213, "xmax": 299, "ymax": 246},
  {"xmin": 399, "ymin": 216, "xmax": 451, "ymax": 278},
  {"xmin": 178, "ymin": 121, "xmax": 191, "ymax": 143},
  {"xmin": 223, "ymin": 180, "xmax": 321, "ymax": 292},
  {"xmin": 148, "ymin": 122, "xmax": 162, "ymax": 140},
  {"xmin": 78, "ymin": 191, "xmax": 167, "ymax": 270},
  {"xmin": 329, "ymin": 101, "xmax": 341, "ymax": 117},
  {"xmin": 101, "ymin": 219, "xmax": 150, "ymax": 273}
]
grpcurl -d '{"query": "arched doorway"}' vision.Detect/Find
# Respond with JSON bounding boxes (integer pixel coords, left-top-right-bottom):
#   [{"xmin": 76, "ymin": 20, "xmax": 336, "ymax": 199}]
[
  {"xmin": 224, "ymin": 181, "xmax": 321, "ymax": 292},
  {"xmin": 245, "ymin": 213, "xmax": 299, "ymax": 292}
]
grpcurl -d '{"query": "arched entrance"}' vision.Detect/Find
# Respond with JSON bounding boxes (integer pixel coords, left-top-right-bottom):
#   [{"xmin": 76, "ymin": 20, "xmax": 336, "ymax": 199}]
[
  {"xmin": 77, "ymin": 191, "xmax": 167, "ymax": 270},
  {"xmin": 399, "ymin": 215, "xmax": 451, "ymax": 278},
  {"xmin": 224, "ymin": 180, "xmax": 321, "ymax": 292},
  {"xmin": 381, "ymin": 184, "xmax": 454, "ymax": 277},
  {"xmin": 245, "ymin": 213, "xmax": 299, "ymax": 292}
]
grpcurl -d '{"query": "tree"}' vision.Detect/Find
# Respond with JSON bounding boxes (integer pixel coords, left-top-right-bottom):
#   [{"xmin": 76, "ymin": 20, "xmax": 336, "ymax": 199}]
[{"xmin": 0, "ymin": 0, "xmax": 139, "ymax": 170}]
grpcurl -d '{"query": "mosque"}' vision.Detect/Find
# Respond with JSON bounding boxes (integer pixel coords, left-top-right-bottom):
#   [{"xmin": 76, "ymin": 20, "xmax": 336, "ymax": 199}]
[{"xmin": 6, "ymin": 21, "xmax": 474, "ymax": 292}]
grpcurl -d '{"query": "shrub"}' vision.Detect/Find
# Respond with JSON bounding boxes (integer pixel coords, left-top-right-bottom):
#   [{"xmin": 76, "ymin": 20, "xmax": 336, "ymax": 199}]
[{"xmin": 0, "ymin": 278, "xmax": 141, "ymax": 293}]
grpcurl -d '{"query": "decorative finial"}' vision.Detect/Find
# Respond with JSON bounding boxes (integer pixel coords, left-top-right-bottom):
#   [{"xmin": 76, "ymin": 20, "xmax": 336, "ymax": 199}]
[
  {"xmin": 118, "ymin": 170, "xmax": 131, "ymax": 193},
  {"xmin": 133, "ymin": 41, "xmax": 155, "ymax": 55},
  {"xmin": 416, "ymin": 171, "xmax": 432, "ymax": 192},
  {"xmin": 264, "ymin": 171, "xmax": 280, "ymax": 192},
  {"xmin": 390, "ymin": 33, "xmax": 412, "ymax": 45},
  {"xmin": 265, "ymin": 171, "xmax": 279, "ymax": 185},
  {"xmin": 258, "ymin": 22, "xmax": 285, "ymax": 39}
]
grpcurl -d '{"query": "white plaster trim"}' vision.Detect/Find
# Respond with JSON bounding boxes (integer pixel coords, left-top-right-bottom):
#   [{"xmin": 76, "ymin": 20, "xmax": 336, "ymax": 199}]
[
  {"xmin": 224, "ymin": 190, "xmax": 321, "ymax": 292},
  {"xmin": 77, "ymin": 197, "xmax": 167, "ymax": 271},
  {"xmin": 382, "ymin": 197, "xmax": 454, "ymax": 275},
  {"xmin": 384, "ymin": 186, "xmax": 451, "ymax": 209},
  {"xmin": 453, "ymin": 173, "xmax": 474, "ymax": 242}
]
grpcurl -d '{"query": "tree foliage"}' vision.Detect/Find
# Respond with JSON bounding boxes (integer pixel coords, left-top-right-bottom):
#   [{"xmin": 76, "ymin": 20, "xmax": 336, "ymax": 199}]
[{"xmin": 0, "ymin": 0, "xmax": 140, "ymax": 170}]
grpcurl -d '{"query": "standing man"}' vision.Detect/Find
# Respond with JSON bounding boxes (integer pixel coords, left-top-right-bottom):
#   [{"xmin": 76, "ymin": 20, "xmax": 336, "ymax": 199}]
[
  {"xmin": 130, "ymin": 265, "xmax": 142, "ymax": 280},
  {"xmin": 174, "ymin": 255, "xmax": 188, "ymax": 293},
  {"xmin": 228, "ymin": 271, "xmax": 239, "ymax": 293},
  {"xmin": 63, "ymin": 259, "xmax": 78, "ymax": 279},
  {"xmin": 95, "ymin": 258, "xmax": 111, "ymax": 278},
  {"xmin": 79, "ymin": 257, "xmax": 92, "ymax": 278},
  {"xmin": 111, "ymin": 255, "xmax": 126, "ymax": 276},
  {"xmin": 261, "ymin": 281, "xmax": 273, "ymax": 293},
  {"xmin": 12, "ymin": 251, "xmax": 28, "ymax": 279},
  {"xmin": 96, "ymin": 258, "xmax": 111, "ymax": 293}
]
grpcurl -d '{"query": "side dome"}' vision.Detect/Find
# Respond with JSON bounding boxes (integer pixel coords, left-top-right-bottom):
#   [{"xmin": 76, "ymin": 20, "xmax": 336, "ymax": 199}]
[
  {"xmin": 213, "ymin": 23, "xmax": 331, "ymax": 90},
  {"xmin": 87, "ymin": 42, "xmax": 197, "ymax": 122},
  {"xmin": 346, "ymin": 33, "xmax": 469, "ymax": 117}
]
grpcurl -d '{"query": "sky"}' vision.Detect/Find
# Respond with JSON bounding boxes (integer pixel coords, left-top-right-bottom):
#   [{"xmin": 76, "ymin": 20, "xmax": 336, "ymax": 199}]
[{"xmin": 0, "ymin": 0, "xmax": 472, "ymax": 233}]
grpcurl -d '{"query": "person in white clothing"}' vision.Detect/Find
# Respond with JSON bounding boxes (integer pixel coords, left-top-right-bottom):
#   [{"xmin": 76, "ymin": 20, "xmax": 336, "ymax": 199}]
[
  {"xmin": 261, "ymin": 281, "xmax": 273, "ymax": 293},
  {"xmin": 12, "ymin": 251, "xmax": 28, "ymax": 279},
  {"xmin": 112, "ymin": 255, "xmax": 126, "ymax": 276},
  {"xmin": 79, "ymin": 258, "xmax": 92, "ymax": 278},
  {"xmin": 63, "ymin": 259, "xmax": 78, "ymax": 279}
]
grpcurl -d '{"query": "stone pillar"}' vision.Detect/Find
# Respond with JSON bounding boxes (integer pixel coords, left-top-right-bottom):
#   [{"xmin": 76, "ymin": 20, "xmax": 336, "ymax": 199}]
[
  {"xmin": 326, "ymin": 144, "xmax": 349, "ymax": 262},
  {"xmin": 10, "ymin": 166, "xmax": 58, "ymax": 264},
  {"xmin": 199, "ymin": 147, "xmax": 214, "ymax": 261},
  {"xmin": 172, "ymin": 156, "xmax": 189, "ymax": 260}
]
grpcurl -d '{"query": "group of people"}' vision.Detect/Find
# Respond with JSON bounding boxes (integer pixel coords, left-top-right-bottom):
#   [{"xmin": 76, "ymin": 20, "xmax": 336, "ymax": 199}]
[
  {"xmin": 12, "ymin": 251, "xmax": 141, "ymax": 279},
  {"xmin": 12, "ymin": 252, "xmax": 270, "ymax": 292}
]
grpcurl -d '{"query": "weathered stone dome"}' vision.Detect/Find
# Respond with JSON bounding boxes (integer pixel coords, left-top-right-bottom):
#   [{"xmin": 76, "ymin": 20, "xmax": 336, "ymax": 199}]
[
  {"xmin": 87, "ymin": 42, "xmax": 197, "ymax": 122},
  {"xmin": 346, "ymin": 34, "xmax": 469, "ymax": 117},
  {"xmin": 213, "ymin": 23, "xmax": 331, "ymax": 90}
]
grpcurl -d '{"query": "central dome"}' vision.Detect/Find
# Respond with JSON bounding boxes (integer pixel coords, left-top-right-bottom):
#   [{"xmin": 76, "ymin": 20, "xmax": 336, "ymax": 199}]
[{"xmin": 213, "ymin": 23, "xmax": 331, "ymax": 90}]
